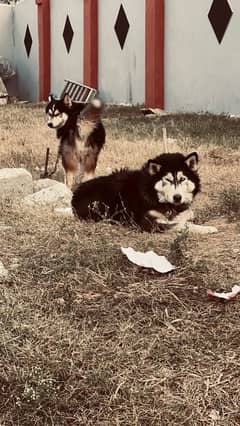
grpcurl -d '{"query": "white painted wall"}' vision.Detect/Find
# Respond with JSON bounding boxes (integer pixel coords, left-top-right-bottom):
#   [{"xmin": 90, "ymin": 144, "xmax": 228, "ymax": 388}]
[
  {"xmin": 50, "ymin": 0, "xmax": 84, "ymax": 97},
  {"xmin": 98, "ymin": 0, "xmax": 145, "ymax": 105},
  {"xmin": 14, "ymin": 0, "xmax": 39, "ymax": 101},
  {"xmin": 4, "ymin": 0, "xmax": 240, "ymax": 113},
  {"xmin": 0, "ymin": 5, "xmax": 14, "ymax": 63},
  {"xmin": 165, "ymin": 0, "xmax": 240, "ymax": 114}
]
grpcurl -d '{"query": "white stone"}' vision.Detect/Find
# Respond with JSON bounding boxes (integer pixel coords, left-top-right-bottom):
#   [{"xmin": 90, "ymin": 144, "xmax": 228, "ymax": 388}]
[
  {"xmin": 23, "ymin": 182, "xmax": 72, "ymax": 208},
  {"xmin": 10, "ymin": 257, "xmax": 20, "ymax": 270},
  {"xmin": 33, "ymin": 178, "xmax": 60, "ymax": 193},
  {"xmin": 0, "ymin": 261, "xmax": 8, "ymax": 280},
  {"xmin": 54, "ymin": 207, "xmax": 73, "ymax": 216},
  {"xmin": 0, "ymin": 222, "xmax": 11, "ymax": 231},
  {"xmin": 0, "ymin": 168, "xmax": 33, "ymax": 199}
]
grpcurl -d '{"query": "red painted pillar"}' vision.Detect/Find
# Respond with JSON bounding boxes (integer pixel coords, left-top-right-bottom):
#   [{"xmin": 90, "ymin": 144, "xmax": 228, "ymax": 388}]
[
  {"xmin": 36, "ymin": 0, "xmax": 51, "ymax": 101},
  {"xmin": 145, "ymin": 0, "xmax": 164, "ymax": 109},
  {"xmin": 84, "ymin": 0, "xmax": 98, "ymax": 89}
]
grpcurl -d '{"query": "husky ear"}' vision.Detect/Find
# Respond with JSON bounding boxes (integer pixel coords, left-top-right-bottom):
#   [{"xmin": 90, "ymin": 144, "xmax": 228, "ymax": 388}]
[
  {"xmin": 63, "ymin": 93, "xmax": 72, "ymax": 108},
  {"xmin": 48, "ymin": 94, "xmax": 54, "ymax": 102},
  {"xmin": 148, "ymin": 161, "xmax": 162, "ymax": 176},
  {"xmin": 185, "ymin": 152, "xmax": 198, "ymax": 171}
]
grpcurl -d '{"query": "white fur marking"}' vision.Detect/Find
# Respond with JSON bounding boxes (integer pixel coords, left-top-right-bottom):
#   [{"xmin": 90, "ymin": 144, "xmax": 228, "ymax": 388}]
[
  {"xmin": 79, "ymin": 120, "xmax": 96, "ymax": 141},
  {"xmin": 48, "ymin": 112, "xmax": 68, "ymax": 129},
  {"xmin": 175, "ymin": 223, "xmax": 218, "ymax": 234},
  {"xmin": 154, "ymin": 172, "xmax": 195, "ymax": 205},
  {"xmin": 148, "ymin": 208, "xmax": 218, "ymax": 234},
  {"xmin": 91, "ymin": 99, "xmax": 102, "ymax": 108}
]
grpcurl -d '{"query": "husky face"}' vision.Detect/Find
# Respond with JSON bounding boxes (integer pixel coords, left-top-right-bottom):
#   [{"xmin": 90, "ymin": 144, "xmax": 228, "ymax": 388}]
[
  {"xmin": 154, "ymin": 170, "xmax": 196, "ymax": 205},
  {"xmin": 47, "ymin": 109, "xmax": 68, "ymax": 129},
  {"xmin": 46, "ymin": 94, "xmax": 72, "ymax": 129},
  {"xmin": 147, "ymin": 152, "xmax": 200, "ymax": 207}
]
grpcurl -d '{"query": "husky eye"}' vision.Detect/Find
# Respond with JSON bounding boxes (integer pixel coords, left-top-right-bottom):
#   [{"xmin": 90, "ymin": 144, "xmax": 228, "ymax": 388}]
[
  {"xmin": 179, "ymin": 177, "xmax": 186, "ymax": 183},
  {"xmin": 166, "ymin": 178, "xmax": 173, "ymax": 184}
]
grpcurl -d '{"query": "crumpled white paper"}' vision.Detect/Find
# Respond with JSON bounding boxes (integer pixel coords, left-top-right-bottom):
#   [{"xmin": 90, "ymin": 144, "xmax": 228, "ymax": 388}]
[
  {"xmin": 207, "ymin": 285, "xmax": 240, "ymax": 301},
  {"xmin": 121, "ymin": 247, "xmax": 175, "ymax": 273},
  {"xmin": 207, "ymin": 285, "xmax": 240, "ymax": 300}
]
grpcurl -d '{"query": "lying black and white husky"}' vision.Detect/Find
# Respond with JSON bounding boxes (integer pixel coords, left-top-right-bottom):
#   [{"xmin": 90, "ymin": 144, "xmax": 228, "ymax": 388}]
[{"xmin": 72, "ymin": 152, "xmax": 217, "ymax": 234}]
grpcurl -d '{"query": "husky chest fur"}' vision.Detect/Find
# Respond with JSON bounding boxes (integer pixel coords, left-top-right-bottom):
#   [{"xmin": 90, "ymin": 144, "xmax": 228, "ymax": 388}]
[
  {"xmin": 46, "ymin": 94, "xmax": 105, "ymax": 188},
  {"xmin": 72, "ymin": 152, "xmax": 203, "ymax": 231}
]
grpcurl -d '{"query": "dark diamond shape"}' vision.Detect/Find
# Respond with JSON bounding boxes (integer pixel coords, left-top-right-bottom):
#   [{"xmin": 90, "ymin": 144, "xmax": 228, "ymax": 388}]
[
  {"xmin": 24, "ymin": 25, "xmax": 32, "ymax": 57},
  {"xmin": 114, "ymin": 4, "xmax": 130, "ymax": 50},
  {"xmin": 63, "ymin": 15, "xmax": 74, "ymax": 53},
  {"xmin": 208, "ymin": 0, "xmax": 233, "ymax": 44}
]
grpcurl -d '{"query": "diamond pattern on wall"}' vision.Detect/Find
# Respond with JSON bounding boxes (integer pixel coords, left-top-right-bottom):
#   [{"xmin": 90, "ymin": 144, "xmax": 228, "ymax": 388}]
[
  {"xmin": 114, "ymin": 4, "xmax": 130, "ymax": 50},
  {"xmin": 208, "ymin": 0, "xmax": 233, "ymax": 44},
  {"xmin": 63, "ymin": 15, "xmax": 74, "ymax": 53},
  {"xmin": 24, "ymin": 25, "xmax": 32, "ymax": 57}
]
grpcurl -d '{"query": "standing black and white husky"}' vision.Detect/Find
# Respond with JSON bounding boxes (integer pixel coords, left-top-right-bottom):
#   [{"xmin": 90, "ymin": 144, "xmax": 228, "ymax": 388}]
[
  {"xmin": 46, "ymin": 94, "xmax": 105, "ymax": 188},
  {"xmin": 72, "ymin": 152, "xmax": 217, "ymax": 234}
]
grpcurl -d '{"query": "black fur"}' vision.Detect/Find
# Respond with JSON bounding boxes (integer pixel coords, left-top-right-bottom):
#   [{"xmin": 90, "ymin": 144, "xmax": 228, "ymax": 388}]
[{"xmin": 72, "ymin": 152, "xmax": 201, "ymax": 231}]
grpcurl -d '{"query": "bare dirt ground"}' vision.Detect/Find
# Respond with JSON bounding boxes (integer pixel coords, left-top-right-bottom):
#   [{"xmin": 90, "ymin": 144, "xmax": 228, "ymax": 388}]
[{"xmin": 0, "ymin": 104, "xmax": 240, "ymax": 425}]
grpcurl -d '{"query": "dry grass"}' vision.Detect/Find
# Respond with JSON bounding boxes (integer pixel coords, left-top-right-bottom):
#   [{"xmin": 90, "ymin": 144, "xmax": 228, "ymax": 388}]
[{"xmin": 0, "ymin": 104, "xmax": 240, "ymax": 425}]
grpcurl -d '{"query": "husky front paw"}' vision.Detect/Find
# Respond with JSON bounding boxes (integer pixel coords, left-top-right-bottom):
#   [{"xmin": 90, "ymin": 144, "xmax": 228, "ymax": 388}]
[
  {"xmin": 179, "ymin": 223, "xmax": 218, "ymax": 234},
  {"xmin": 198, "ymin": 225, "xmax": 218, "ymax": 234}
]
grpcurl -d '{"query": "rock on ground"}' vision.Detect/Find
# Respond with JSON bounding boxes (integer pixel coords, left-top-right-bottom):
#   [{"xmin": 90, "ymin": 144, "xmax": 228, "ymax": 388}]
[
  {"xmin": 54, "ymin": 207, "xmax": 73, "ymax": 216},
  {"xmin": 33, "ymin": 178, "xmax": 61, "ymax": 193},
  {"xmin": 0, "ymin": 261, "xmax": 8, "ymax": 280},
  {"xmin": 23, "ymin": 182, "xmax": 72, "ymax": 208},
  {"xmin": 0, "ymin": 168, "xmax": 33, "ymax": 199}
]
